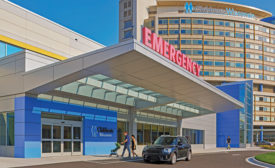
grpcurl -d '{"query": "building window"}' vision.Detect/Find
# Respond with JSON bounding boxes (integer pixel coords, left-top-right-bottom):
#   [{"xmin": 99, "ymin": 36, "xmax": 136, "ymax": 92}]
[
  {"xmin": 124, "ymin": 20, "xmax": 132, "ymax": 29},
  {"xmin": 124, "ymin": 11, "xmax": 127, "ymax": 17},
  {"xmin": 181, "ymin": 18, "xmax": 191, "ymax": 24},
  {"xmin": 124, "ymin": 30, "xmax": 133, "ymax": 39},
  {"xmin": 159, "ymin": 29, "xmax": 168, "ymax": 35},
  {"xmin": 117, "ymin": 121, "xmax": 128, "ymax": 143},
  {"xmin": 215, "ymin": 20, "xmax": 224, "ymax": 26},
  {"xmin": 0, "ymin": 42, "xmax": 22, "ymax": 59},
  {"xmin": 236, "ymin": 23, "xmax": 244, "ymax": 29},
  {"xmin": 192, "ymin": 29, "xmax": 203, "ymax": 35},
  {"xmin": 128, "ymin": 10, "xmax": 131, "ymax": 16},
  {"xmin": 0, "ymin": 112, "xmax": 14, "ymax": 146},
  {"xmin": 181, "ymin": 29, "xmax": 191, "ymax": 35},
  {"xmin": 169, "ymin": 29, "xmax": 179, "ymax": 35},
  {"xmin": 236, "ymin": 32, "xmax": 244, "ymax": 38},
  {"xmin": 225, "ymin": 21, "xmax": 234, "ymax": 27},
  {"xmin": 124, "ymin": 2, "xmax": 127, "ymax": 9},
  {"xmin": 159, "ymin": 19, "xmax": 168, "ymax": 25},
  {"xmin": 137, "ymin": 123, "xmax": 177, "ymax": 145},
  {"xmin": 204, "ymin": 19, "xmax": 213, "ymax": 25},
  {"xmin": 169, "ymin": 39, "xmax": 179, "ymax": 45},
  {"xmin": 169, "ymin": 19, "xmax": 179, "ymax": 24},
  {"xmin": 192, "ymin": 19, "xmax": 203, "ymax": 25},
  {"xmin": 204, "ymin": 30, "xmax": 214, "ymax": 36},
  {"xmin": 128, "ymin": 1, "xmax": 131, "ymax": 7}
]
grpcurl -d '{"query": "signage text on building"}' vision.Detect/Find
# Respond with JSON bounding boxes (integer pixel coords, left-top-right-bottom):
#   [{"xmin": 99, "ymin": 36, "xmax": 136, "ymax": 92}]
[
  {"xmin": 142, "ymin": 27, "xmax": 201, "ymax": 77},
  {"xmin": 184, "ymin": 2, "xmax": 255, "ymax": 19}
]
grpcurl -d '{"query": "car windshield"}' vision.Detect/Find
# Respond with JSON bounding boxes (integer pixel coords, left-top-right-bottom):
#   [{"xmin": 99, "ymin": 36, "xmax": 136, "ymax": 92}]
[{"xmin": 153, "ymin": 137, "xmax": 177, "ymax": 145}]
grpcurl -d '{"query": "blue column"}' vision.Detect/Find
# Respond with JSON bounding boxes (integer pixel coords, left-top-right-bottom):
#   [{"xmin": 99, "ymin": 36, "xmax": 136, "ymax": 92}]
[
  {"xmin": 14, "ymin": 97, "xmax": 41, "ymax": 158},
  {"xmin": 260, "ymin": 126, "xmax": 264, "ymax": 142}
]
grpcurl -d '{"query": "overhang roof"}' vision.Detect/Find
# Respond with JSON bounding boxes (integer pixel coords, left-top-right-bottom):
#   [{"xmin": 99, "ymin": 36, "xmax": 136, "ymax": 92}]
[{"xmin": 22, "ymin": 40, "xmax": 243, "ymax": 112}]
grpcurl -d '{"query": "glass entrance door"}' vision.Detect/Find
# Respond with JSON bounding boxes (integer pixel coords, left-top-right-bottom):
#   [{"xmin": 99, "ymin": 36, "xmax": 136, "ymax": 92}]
[{"xmin": 41, "ymin": 119, "xmax": 82, "ymax": 157}]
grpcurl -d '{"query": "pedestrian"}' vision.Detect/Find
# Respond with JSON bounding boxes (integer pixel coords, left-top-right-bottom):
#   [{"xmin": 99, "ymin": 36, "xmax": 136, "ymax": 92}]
[
  {"xmin": 121, "ymin": 132, "xmax": 131, "ymax": 158},
  {"xmin": 131, "ymin": 135, "xmax": 138, "ymax": 158},
  {"xmin": 227, "ymin": 136, "xmax": 231, "ymax": 150}
]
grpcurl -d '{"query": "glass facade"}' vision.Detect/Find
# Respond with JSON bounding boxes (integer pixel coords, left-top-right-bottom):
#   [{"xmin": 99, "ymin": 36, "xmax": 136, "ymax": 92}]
[
  {"xmin": 137, "ymin": 123, "xmax": 177, "ymax": 145},
  {"xmin": 0, "ymin": 112, "xmax": 14, "ymax": 146},
  {"xmin": 182, "ymin": 128, "xmax": 204, "ymax": 144},
  {"xmin": 0, "ymin": 41, "xmax": 23, "ymax": 59}
]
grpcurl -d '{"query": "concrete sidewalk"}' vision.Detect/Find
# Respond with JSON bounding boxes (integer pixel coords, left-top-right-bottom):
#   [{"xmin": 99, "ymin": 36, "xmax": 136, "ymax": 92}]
[{"xmin": 0, "ymin": 147, "xmax": 271, "ymax": 168}]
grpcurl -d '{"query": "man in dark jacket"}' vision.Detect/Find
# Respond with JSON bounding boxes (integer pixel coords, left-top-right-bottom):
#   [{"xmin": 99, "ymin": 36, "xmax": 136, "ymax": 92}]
[{"xmin": 227, "ymin": 136, "xmax": 231, "ymax": 150}]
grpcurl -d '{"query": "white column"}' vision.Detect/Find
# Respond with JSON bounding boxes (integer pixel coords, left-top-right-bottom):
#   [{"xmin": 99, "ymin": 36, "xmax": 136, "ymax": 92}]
[
  {"xmin": 177, "ymin": 117, "xmax": 183, "ymax": 136},
  {"xmin": 128, "ymin": 108, "xmax": 137, "ymax": 137}
]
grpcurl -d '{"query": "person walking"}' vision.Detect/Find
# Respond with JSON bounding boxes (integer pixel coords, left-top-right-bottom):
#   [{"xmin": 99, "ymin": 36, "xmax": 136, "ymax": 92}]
[
  {"xmin": 227, "ymin": 136, "xmax": 231, "ymax": 150},
  {"xmin": 131, "ymin": 135, "xmax": 138, "ymax": 158},
  {"xmin": 121, "ymin": 132, "xmax": 131, "ymax": 158}
]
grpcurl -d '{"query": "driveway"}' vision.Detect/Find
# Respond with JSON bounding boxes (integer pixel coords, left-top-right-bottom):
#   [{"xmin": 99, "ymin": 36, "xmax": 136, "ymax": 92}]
[{"xmin": 16, "ymin": 151, "xmax": 268, "ymax": 168}]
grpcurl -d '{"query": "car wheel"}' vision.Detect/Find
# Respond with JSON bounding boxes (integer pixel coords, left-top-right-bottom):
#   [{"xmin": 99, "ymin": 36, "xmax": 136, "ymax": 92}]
[
  {"xmin": 170, "ymin": 152, "xmax": 177, "ymax": 165},
  {"xmin": 185, "ymin": 150, "xmax": 192, "ymax": 161}
]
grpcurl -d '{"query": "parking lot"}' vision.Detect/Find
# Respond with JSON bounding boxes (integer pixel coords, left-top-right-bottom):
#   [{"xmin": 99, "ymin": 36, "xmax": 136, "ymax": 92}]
[{"xmin": 17, "ymin": 151, "xmax": 267, "ymax": 168}]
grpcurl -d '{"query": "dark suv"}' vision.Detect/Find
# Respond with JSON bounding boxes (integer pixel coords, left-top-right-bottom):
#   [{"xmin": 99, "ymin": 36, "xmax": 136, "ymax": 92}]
[{"xmin": 142, "ymin": 135, "xmax": 192, "ymax": 164}]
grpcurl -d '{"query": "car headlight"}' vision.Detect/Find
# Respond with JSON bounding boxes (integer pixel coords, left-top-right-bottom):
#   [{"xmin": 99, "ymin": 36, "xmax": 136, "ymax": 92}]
[{"xmin": 163, "ymin": 148, "xmax": 172, "ymax": 153}]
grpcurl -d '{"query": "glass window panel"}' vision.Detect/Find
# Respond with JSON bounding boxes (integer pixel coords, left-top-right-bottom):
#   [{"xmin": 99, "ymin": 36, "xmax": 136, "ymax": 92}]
[
  {"xmin": 73, "ymin": 127, "xmax": 81, "ymax": 140},
  {"xmin": 0, "ymin": 113, "xmax": 7, "ymax": 145},
  {"xmin": 181, "ymin": 18, "xmax": 191, "ymax": 24},
  {"xmin": 158, "ymin": 125, "xmax": 164, "ymax": 136},
  {"xmin": 73, "ymin": 141, "xmax": 81, "ymax": 152},
  {"xmin": 169, "ymin": 19, "xmax": 179, "ymax": 24},
  {"xmin": 64, "ymin": 115, "xmax": 82, "ymax": 121},
  {"xmin": 64, "ymin": 141, "xmax": 72, "ymax": 152},
  {"xmin": 64, "ymin": 126, "xmax": 72, "ymax": 139},
  {"xmin": 42, "ymin": 141, "xmax": 51, "ymax": 153},
  {"xmin": 41, "ymin": 112, "xmax": 62, "ymax": 120},
  {"xmin": 165, "ymin": 126, "xmax": 170, "ymax": 135},
  {"xmin": 0, "ymin": 42, "xmax": 6, "ymax": 58},
  {"xmin": 7, "ymin": 113, "xmax": 14, "ymax": 146},
  {"xmin": 6, "ymin": 44, "xmax": 22, "ymax": 56},
  {"xmin": 53, "ymin": 141, "xmax": 61, "ymax": 153},
  {"xmin": 42, "ymin": 125, "xmax": 51, "ymax": 139},
  {"xmin": 144, "ymin": 124, "xmax": 151, "ymax": 145},
  {"xmin": 53, "ymin": 126, "xmax": 61, "ymax": 139},
  {"xmin": 137, "ymin": 123, "xmax": 143, "ymax": 145},
  {"xmin": 152, "ymin": 125, "xmax": 158, "ymax": 143}
]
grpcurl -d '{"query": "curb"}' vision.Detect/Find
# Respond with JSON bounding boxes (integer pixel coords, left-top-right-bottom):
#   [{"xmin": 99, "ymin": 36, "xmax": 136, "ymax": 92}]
[{"xmin": 246, "ymin": 157, "xmax": 275, "ymax": 168}]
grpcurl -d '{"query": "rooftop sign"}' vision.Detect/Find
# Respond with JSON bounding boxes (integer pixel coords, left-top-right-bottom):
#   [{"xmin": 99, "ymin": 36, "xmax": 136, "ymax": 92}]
[
  {"xmin": 142, "ymin": 27, "xmax": 201, "ymax": 77},
  {"xmin": 185, "ymin": 2, "xmax": 255, "ymax": 19}
]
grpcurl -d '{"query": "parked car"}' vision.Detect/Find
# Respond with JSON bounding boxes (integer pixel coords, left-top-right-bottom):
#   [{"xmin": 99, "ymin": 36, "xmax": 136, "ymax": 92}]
[
  {"xmin": 255, "ymin": 140, "xmax": 272, "ymax": 146},
  {"xmin": 142, "ymin": 135, "xmax": 192, "ymax": 164}
]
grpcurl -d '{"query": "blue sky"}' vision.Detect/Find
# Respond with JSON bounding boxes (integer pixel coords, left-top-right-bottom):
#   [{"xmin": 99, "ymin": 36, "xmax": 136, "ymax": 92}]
[{"xmin": 8, "ymin": 0, "xmax": 275, "ymax": 46}]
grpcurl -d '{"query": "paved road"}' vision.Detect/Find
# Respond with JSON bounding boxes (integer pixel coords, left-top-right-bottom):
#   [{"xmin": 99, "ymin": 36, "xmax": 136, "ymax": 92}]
[{"xmin": 18, "ymin": 151, "xmax": 268, "ymax": 168}]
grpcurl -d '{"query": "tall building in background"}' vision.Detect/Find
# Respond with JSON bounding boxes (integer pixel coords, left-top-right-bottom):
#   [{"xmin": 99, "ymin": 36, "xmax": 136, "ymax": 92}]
[{"xmin": 119, "ymin": 0, "xmax": 275, "ymax": 143}]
